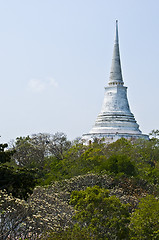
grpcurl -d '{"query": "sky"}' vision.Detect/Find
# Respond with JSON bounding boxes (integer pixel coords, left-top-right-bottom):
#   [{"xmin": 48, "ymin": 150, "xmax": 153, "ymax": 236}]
[{"xmin": 0, "ymin": 0, "xmax": 159, "ymax": 143}]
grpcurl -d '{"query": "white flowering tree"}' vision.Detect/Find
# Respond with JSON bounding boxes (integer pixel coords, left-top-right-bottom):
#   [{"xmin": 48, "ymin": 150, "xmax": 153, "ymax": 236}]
[{"xmin": 0, "ymin": 186, "xmax": 74, "ymax": 239}]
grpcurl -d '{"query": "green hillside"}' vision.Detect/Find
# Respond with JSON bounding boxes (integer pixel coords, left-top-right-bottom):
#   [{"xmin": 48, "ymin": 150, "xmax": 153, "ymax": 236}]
[{"xmin": 1, "ymin": 131, "xmax": 159, "ymax": 239}]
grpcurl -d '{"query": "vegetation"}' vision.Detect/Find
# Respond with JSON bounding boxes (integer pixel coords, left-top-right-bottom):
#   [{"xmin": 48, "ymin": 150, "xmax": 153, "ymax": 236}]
[
  {"xmin": 0, "ymin": 143, "xmax": 37, "ymax": 199},
  {"xmin": 130, "ymin": 194, "xmax": 159, "ymax": 239},
  {"xmin": 70, "ymin": 186, "xmax": 130, "ymax": 239},
  {"xmin": 1, "ymin": 130, "xmax": 159, "ymax": 239}
]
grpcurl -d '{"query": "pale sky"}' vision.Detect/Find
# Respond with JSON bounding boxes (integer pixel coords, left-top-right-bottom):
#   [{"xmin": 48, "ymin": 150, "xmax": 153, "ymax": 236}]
[{"xmin": 0, "ymin": 0, "xmax": 158, "ymax": 143}]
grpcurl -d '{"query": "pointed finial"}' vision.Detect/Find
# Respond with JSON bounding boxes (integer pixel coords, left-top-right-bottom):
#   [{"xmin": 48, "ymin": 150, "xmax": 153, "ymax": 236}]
[
  {"xmin": 115, "ymin": 20, "xmax": 119, "ymax": 44},
  {"xmin": 108, "ymin": 20, "xmax": 124, "ymax": 85}
]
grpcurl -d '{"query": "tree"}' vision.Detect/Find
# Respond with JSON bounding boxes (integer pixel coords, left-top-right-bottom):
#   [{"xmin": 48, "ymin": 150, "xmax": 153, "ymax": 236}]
[
  {"xmin": 0, "ymin": 143, "xmax": 37, "ymax": 199},
  {"xmin": 70, "ymin": 186, "xmax": 130, "ymax": 239},
  {"xmin": 80, "ymin": 147, "xmax": 107, "ymax": 173},
  {"xmin": 11, "ymin": 135, "xmax": 47, "ymax": 169},
  {"xmin": 104, "ymin": 138, "xmax": 134, "ymax": 158},
  {"xmin": 46, "ymin": 132, "xmax": 72, "ymax": 160},
  {"xmin": 11, "ymin": 132, "xmax": 72, "ymax": 169},
  {"xmin": 104, "ymin": 155, "xmax": 136, "ymax": 176},
  {"xmin": 130, "ymin": 195, "xmax": 159, "ymax": 239},
  {"xmin": 0, "ymin": 165, "xmax": 37, "ymax": 199},
  {"xmin": 0, "ymin": 183, "xmax": 74, "ymax": 239},
  {"xmin": 43, "ymin": 143, "xmax": 87, "ymax": 183},
  {"xmin": 0, "ymin": 143, "xmax": 15, "ymax": 164}
]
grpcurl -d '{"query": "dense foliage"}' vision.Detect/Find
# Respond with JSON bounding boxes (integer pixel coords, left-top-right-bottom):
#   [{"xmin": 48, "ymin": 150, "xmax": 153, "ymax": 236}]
[
  {"xmin": 70, "ymin": 186, "xmax": 130, "ymax": 239},
  {"xmin": 0, "ymin": 143, "xmax": 37, "ymax": 199},
  {"xmin": 39, "ymin": 136, "xmax": 159, "ymax": 186},
  {"xmin": 130, "ymin": 195, "xmax": 159, "ymax": 239},
  {"xmin": 1, "ymin": 130, "xmax": 159, "ymax": 239}
]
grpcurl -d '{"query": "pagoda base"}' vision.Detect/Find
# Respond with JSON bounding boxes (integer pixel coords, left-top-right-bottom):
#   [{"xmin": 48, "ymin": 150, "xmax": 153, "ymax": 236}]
[{"xmin": 82, "ymin": 132, "xmax": 149, "ymax": 144}]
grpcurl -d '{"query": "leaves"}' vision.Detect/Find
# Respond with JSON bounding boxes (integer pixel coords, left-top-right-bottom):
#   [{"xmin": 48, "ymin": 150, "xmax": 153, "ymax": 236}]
[
  {"xmin": 70, "ymin": 186, "xmax": 130, "ymax": 239},
  {"xmin": 1, "ymin": 130, "xmax": 159, "ymax": 239},
  {"xmin": 0, "ymin": 165, "xmax": 37, "ymax": 199},
  {"xmin": 0, "ymin": 143, "xmax": 15, "ymax": 164},
  {"xmin": 104, "ymin": 155, "xmax": 137, "ymax": 176},
  {"xmin": 0, "ymin": 142, "xmax": 37, "ymax": 200},
  {"xmin": 130, "ymin": 195, "xmax": 159, "ymax": 239},
  {"xmin": 11, "ymin": 132, "xmax": 72, "ymax": 169}
]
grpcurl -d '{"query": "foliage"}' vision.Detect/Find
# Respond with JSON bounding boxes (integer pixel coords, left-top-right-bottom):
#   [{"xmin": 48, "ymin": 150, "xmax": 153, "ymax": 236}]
[
  {"xmin": 42, "ymin": 142, "xmax": 137, "ymax": 184},
  {"xmin": 80, "ymin": 147, "xmax": 107, "ymax": 172},
  {"xmin": 32, "ymin": 136, "xmax": 159, "ymax": 186},
  {"xmin": 2, "ymin": 131, "xmax": 159, "ymax": 239},
  {"xmin": 70, "ymin": 185, "xmax": 130, "ymax": 239},
  {"xmin": 0, "ymin": 143, "xmax": 37, "ymax": 199},
  {"xmin": 0, "ymin": 165, "xmax": 37, "ymax": 199},
  {"xmin": 0, "ymin": 172, "xmax": 157, "ymax": 239},
  {"xmin": 11, "ymin": 135, "xmax": 45, "ymax": 168},
  {"xmin": 45, "ymin": 132, "xmax": 72, "ymax": 160},
  {"xmin": 7, "ymin": 133, "xmax": 159, "ymax": 187},
  {"xmin": 11, "ymin": 132, "xmax": 72, "ymax": 169},
  {"xmin": 130, "ymin": 195, "xmax": 159, "ymax": 239},
  {"xmin": 104, "ymin": 154, "xmax": 136, "ymax": 176},
  {"xmin": 104, "ymin": 138, "xmax": 134, "ymax": 158},
  {"xmin": 0, "ymin": 186, "xmax": 74, "ymax": 239},
  {"xmin": 44, "ymin": 226, "xmax": 92, "ymax": 240},
  {"xmin": 42, "ymin": 143, "xmax": 87, "ymax": 183},
  {"xmin": 0, "ymin": 143, "xmax": 15, "ymax": 164},
  {"xmin": 149, "ymin": 129, "xmax": 159, "ymax": 139},
  {"xmin": 0, "ymin": 189, "xmax": 39, "ymax": 240}
]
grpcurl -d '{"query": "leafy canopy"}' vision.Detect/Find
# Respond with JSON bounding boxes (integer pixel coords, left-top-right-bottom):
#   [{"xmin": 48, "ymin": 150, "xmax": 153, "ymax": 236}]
[
  {"xmin": 70, "ymin": 186, "xmax": 130, "ymax": 239},
  {"xmin": 0, "ymin": 143, "xmax": 37, "ymax": 199},
  {"xmin": 130, "ymin": 195, "xmax": 159, "ymax": 240}
]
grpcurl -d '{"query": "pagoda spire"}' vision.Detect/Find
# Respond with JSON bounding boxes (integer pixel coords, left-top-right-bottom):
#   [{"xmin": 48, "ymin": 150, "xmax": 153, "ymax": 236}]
[
  {"xmin": 82, "ymin": 21, "xmax": 149, "ymax": 144},
  {"xmin": 109, "ymin": 20, "xmax": 124, "ymax": 85}
]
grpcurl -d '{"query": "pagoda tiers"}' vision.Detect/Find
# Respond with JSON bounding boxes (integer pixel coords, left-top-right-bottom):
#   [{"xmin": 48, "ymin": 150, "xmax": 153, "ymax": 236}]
[{"xmin": 82, "ymin": 21, "xmax": 149, "ymax": 144}]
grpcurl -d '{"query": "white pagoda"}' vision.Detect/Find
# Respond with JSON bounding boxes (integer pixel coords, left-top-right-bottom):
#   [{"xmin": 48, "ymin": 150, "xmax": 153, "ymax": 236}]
[{"xmin": 82, "ymin": 21, "xmax": 149, "ymax": 144}]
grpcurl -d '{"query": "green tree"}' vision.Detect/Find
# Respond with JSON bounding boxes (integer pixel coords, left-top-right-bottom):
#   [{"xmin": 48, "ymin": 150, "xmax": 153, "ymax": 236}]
[
  {"xmin": 0, "ymin": 143, "xmax": 15, "ymax": 164},
  {"xmin": 46, "ymin": 143, "xmax": 87, "ymax": 181},
  {"xmin": 130, "ymin": 195, "xmax": 159, "ymax": 239},
  {"xmin": 104, "ymin": 138, "xmax": 134, "ymax": 158},
  {"xmin": 0, "ymin": 165, "xmax": 37, "ymax": 199},
  {"xmin": 80, "ymin": 147, "xmax": 107, "ymax": 172},
  {"xmin": 104, "ymin": 155, "xmax": 136, "ymax": 176},
  {"xmin": 0, "ymin": 143, "xmax": 37, "ymax": 199},
  {"xmin": 70, "ymin": 186, "xmax": 130, "ymax": 239}
]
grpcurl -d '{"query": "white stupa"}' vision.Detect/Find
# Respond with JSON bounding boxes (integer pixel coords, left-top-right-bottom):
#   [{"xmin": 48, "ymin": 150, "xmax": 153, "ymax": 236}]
[{"xmin": 82, "ymin": 21, "xmax": 149, "ymax": 144}]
